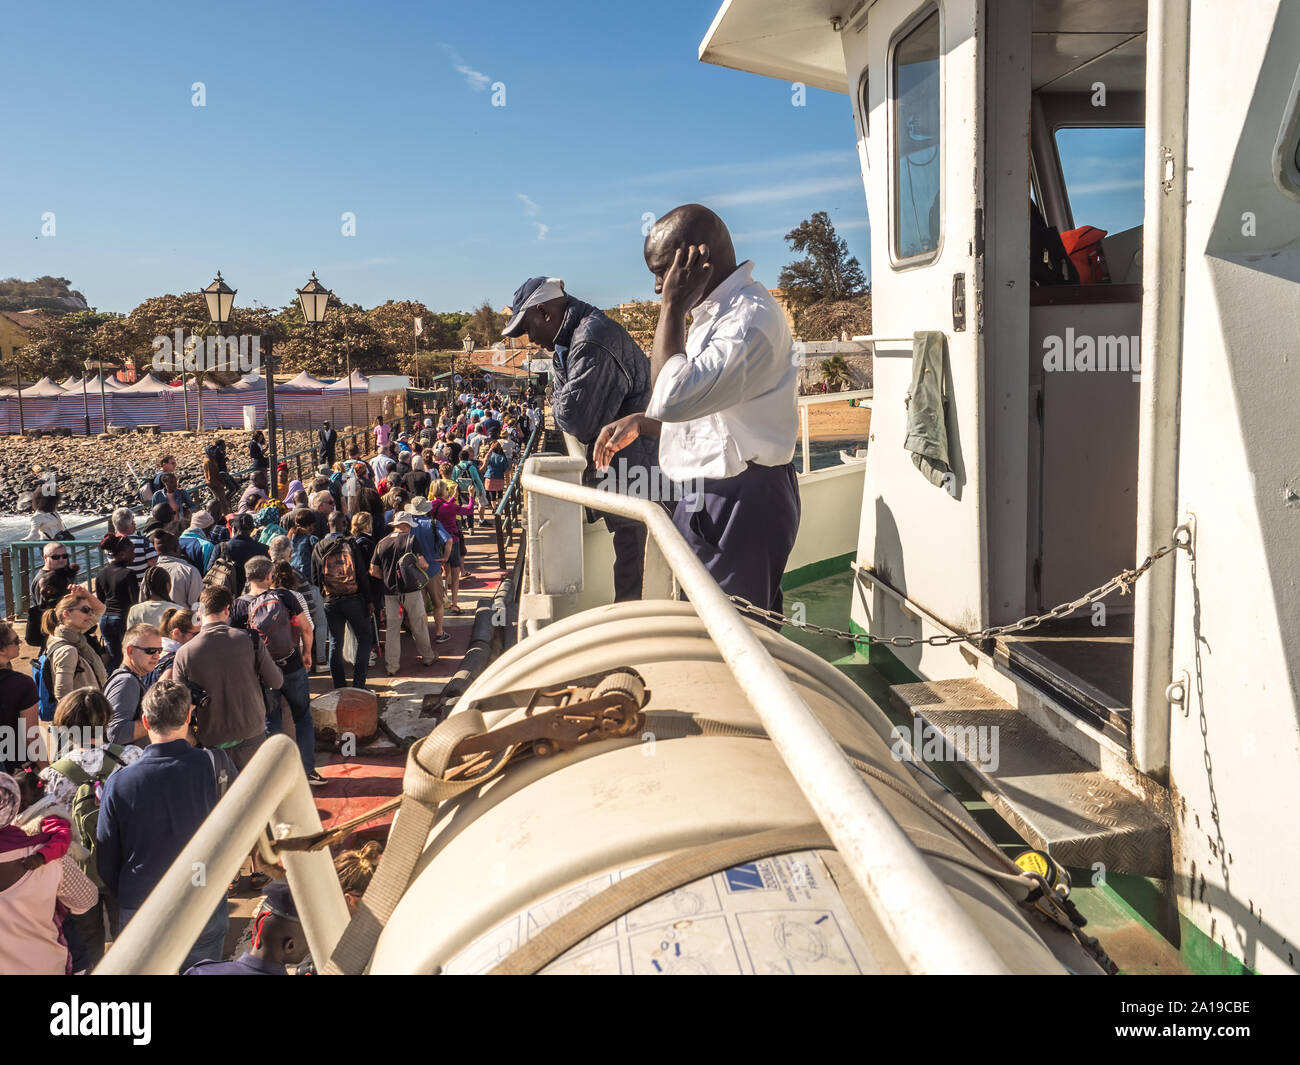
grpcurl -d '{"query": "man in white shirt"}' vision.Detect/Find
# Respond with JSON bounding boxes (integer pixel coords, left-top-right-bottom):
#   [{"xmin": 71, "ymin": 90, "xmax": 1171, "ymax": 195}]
[{"xmin": 594, "ymin": 204, "xmax": 799, "ymax": 624}]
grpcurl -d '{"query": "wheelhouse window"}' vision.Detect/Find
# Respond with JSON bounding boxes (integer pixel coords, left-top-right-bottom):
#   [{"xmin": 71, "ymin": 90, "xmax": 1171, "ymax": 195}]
[
  {"xmin": 891, "ymin": 8, "xmax": 941, "ymax": 265},
  {"xmin": 1053, "ymin": 126, "xmax": 1145, "ymax": 235}
]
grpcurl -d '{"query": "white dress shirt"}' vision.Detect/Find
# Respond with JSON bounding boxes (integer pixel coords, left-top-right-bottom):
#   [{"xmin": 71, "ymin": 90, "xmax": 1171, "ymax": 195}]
[{"xmin": 645, "ymin": 261, "xmax": 798, "ymax": 482}]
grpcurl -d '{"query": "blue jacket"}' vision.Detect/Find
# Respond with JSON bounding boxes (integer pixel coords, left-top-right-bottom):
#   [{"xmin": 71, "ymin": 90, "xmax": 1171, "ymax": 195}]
[
  {"xmin": 410, "ymin": 516, "xmax": 449, "ymax": 575},
  {"xmin": 550, "ymin": 298, "xmax": 659, "ymax": 486},
  {"xmin": 96, "ymin": 739, "xmax": 236, "ymax": 911}
]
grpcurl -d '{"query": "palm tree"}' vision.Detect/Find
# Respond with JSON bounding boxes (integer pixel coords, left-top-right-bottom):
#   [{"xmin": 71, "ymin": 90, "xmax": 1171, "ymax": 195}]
[{"xmin": 820, "ymin": 355, "xmax": 852, "ymax": 392}]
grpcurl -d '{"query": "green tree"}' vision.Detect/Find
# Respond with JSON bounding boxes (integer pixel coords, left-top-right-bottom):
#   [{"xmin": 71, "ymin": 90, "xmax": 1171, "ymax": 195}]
[
  {"xmin": 819, "ymin": 354, "xmax": 852, "ymax": 390},
  {"xmin": 778, "ymin": 212, "xmax": 868, "ymax": 318},
  {"xmin": 604, "ymin": 301, "xmax": 660, "ymax": 351},
  {"xmin": 458, "ymin": 301, "xmax": 507, "ymax": 349},
  {"xmin": 14, "ymin": 309, "xmax": 122, "ymax": 379}
]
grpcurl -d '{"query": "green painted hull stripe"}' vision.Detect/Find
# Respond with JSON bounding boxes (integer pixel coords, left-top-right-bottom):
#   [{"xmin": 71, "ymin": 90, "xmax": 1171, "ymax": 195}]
[{"xmin": 782, "ymin": 552, "xmax": 856, "ymax": 592}]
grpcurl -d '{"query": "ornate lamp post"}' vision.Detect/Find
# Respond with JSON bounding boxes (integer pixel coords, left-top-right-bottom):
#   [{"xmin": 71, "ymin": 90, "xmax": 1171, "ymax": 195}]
[
  {"xmin": 298, "ymin": 272, "xmax": 341, "ymax": 425},
  {"xmin": 201, "ymin": 270, "xmax": 236, "ymax": 434}
]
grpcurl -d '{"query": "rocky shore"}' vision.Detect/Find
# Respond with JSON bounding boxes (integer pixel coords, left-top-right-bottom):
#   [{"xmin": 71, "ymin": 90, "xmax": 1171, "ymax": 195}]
[{"xmin": 0, "ymin": 429, "xmax": 318, "ymax": 516}]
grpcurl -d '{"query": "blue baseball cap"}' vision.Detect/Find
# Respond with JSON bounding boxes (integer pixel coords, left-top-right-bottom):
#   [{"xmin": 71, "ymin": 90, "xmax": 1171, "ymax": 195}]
[{"xmin": 502, "ymin": 276, "xmax": 566, "ymax": 337}]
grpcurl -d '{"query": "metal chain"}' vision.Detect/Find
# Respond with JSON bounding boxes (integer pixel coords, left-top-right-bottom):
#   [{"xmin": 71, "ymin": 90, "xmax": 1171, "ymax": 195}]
[{"xmin": 729, "ymin": 526, "xmax": 1193, "ymax": 649}]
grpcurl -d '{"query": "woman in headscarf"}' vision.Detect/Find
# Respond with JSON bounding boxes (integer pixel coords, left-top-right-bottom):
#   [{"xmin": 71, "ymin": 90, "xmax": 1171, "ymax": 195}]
[
  {"xmin": 0, "ymin": 771, "xmax": 96, "ymax": 975},
  {"xmin": 282, "ymin": 478, "xmax": 305, "ymax": 506}
]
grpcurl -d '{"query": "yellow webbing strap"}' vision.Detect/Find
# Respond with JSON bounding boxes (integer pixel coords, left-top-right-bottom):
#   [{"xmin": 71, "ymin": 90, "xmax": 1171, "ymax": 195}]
[
  {"xmin": 322, "ymin": 711, "xmax": 517, "ymax": 975},
  {"xmin": 487, "ymin": 824, "xmax": 832, "ymax": 975}
]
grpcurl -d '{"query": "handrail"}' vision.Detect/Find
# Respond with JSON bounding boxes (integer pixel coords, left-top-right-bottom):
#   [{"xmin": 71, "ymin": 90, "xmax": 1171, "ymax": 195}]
[
  {"xmin": 795, "ymin": 389, "xmax": 872, "ymax": 475},
  {"xmin": 519, "ymin": 457, "xmax": 1011, "ymax": 974},
  {"xmin": 492, "ymin": 419, "xmax": 543, "ymax": 569},
  {"xmin": 3, "ymin": 539, "xmax": 105, "ymax": 619},
  {"xmin": 96, "ymin": 735, "xmax": 350, "ymax": 975}
]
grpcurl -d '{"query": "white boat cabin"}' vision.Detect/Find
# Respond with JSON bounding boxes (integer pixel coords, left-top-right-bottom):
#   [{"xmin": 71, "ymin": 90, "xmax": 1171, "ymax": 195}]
[{"xmin": 702, "ymin": 0, "xmax": 1300, "ymax": 973}]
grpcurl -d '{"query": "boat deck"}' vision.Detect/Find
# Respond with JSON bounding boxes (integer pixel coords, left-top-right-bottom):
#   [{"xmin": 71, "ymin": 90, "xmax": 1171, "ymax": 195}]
[{"xmin": 780, "ymin": 569, "xmax": 1191, "ymax": 974}]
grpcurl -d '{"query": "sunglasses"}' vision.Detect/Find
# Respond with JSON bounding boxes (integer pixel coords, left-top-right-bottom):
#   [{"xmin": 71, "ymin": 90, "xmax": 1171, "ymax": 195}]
[
  {"xmin": 72, "ymin": 605, "xmax": 95, "ymax": 615},
  {"xmin": 132, "ymin": 645, "xmax": 163, "ymax": 656},
  {"xmin": 48, "ymin": 553, "xmax": 69, "ymax": 560}
]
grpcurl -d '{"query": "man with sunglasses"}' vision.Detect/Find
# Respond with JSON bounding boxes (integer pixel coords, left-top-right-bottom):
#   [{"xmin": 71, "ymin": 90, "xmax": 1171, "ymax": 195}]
[
  {"xmin": 105, "ymin": 624, "xmax": 163, "ymax": 747},
  {"xmin": 25, "ymin": 541, "xmax": 81, "ymax": 650}
]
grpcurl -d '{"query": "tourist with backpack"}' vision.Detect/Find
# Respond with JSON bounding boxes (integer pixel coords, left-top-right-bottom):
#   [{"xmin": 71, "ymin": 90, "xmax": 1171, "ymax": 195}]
[
  {"xmin": 311, "ymin": 511, "xmax": 374, "ymax": 690},
  {"xmin": 405, "ymin": 498, "xmax": 453, "ymax": 647},
  {"xmin": 287, "ymin": 509, "xmax": 327, "ymax": 668},
  {"xmin": 369, "ymin": 511, "xmax": 436, "ymax": 675},
  {"xmin": 94, "ymin": 534, "xmax": 140, "ymax": 671},
  {"xmin": 37, "ymin": 688, "xmax": 143, "ymax": 968},
  {"xmin": 44, "ymin": 593, "xmax": 108, "ymax": 704},
  {"xmin": 180, "ymin": 510, "xmax": 217, "ymax": 573},
  {"xmin": 96, "ymin": 680, "xmax": 237, "ymax": 972},
  {"xmin": 234, "ymin": 560, "xmax": 323, "ymax": 786},
  {"xmin": 174, "ymin": 586, "xmax": 283, "ymax": 771},
  {"xmin": 208, "ymin": 512, "xmax": 269, "ymax": 597},
  {"xmin": 104, "ymin": 624, "xmax": 163, "ymax": 748}
]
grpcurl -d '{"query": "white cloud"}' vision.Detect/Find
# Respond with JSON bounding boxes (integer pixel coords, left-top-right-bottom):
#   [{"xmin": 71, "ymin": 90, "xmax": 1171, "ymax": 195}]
[
  {"xmin": 533, "ymin": 221, "xmax": 549, "ymax": 241},
  {"xmin": 711, "ymin": 176, "xmax": 862, "ymax": 208},
  {"xmin": 1068, "ymin": 179, "xmax": 1144, "ymax": 195},
  {"xmin": 441, "ymin": 44, "xmax": 491, "ymax": 92},
  {"xmin": 517, "ymin": 193, "xmax": 541, "ymax": 216}
]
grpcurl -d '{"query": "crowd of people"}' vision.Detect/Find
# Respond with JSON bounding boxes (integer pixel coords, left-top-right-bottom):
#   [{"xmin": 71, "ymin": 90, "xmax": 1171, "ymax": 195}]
[
  {"xmin": 0, "ymin": 396, "xmax": 537, "ymax": 974},
  {"xmin": 2, "ymin": 199, "xmax": 799, "ymax": 978}
]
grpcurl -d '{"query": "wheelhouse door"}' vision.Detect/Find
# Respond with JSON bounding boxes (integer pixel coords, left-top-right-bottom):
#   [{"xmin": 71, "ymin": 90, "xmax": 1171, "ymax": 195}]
[{"xmin": 844, "ymin": 0, "xmax": 988, "ymax": 674}]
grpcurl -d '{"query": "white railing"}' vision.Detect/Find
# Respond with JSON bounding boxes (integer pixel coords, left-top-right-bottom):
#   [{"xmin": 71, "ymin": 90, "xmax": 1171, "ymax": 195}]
[
  {"xmin": 96, "ymin": 735, "xmax": 350, "ymax": 975},
  {"xmin": 797, "ymin": 387, "xmax": 873, "ymax": 475},
  {"xmin": 519, "ymin": 456, "xmax": 1010, "ymax": 974}
]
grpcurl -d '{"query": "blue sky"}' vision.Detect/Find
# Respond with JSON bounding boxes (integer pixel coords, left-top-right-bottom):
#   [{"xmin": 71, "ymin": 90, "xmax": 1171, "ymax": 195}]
[{"xmin": 0, "ymin": 0, "xmax": 871, "ymax": 315}]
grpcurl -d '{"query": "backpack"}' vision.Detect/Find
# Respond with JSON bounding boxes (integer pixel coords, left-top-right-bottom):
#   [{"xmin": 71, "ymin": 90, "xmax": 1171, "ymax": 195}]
[
  {"xmin": 398, "ymin": 549, "xmax": 430, "ymax": 593},
  {"xmin": 31, "ymin": 651, "xmax": 58, "ymax": 722},
  {"xmin": 319, "ymin": 538, "xmax": 359, "ymax": 598},
  {"xmin": 203, "ymin": 542, "xmax": 240, "ymax": 596},
  {"xmin": 51, "ymin": 743, "xmax": 126, "ymax": 888},
  {"xmin": 245, "ymin": 590, "xmax": 296, "ymax": 664}
]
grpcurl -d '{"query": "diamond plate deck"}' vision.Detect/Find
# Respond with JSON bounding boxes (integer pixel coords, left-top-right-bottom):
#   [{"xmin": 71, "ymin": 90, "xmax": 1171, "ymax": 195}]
[{"xmin": 888, "ymin": 679, "xmax": 1170, "ymax": 878}]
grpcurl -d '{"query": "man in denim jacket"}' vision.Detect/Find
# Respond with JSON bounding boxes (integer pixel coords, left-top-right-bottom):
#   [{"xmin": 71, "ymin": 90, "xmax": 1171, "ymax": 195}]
[{"xmin": 503, "ymin": 277, "xmax": 661, "ymax": 601}]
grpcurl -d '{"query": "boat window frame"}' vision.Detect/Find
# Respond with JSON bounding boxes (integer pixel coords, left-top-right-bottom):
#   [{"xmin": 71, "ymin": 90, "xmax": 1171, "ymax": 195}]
[
  {"xmin": 1273, "ymin": 62, "xmax": 1300, "ymax": 202},
  {"xmin": 888, "ymin": 1, "xmax": 944, "ymax": 271}
]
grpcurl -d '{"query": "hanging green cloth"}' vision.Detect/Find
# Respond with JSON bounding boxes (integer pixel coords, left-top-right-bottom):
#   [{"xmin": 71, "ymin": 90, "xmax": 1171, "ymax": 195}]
[{"xmin": 903, "ymin": 331, "xmax": 952, "ymax": 487}]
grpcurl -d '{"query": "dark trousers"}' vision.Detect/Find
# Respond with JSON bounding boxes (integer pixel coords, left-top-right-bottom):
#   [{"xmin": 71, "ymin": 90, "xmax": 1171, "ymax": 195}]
[
  {"xmin": 65, "ymin": 893, "xmax": 121, "ymax": 971},
  {"xmin": 672, "ymin": 461, "xmax": 800, "ymax": 628},
  {"xmin": 100, "ymin": 614, "xmax": 126, "ymax": 672},
  {"xmin": 605, "ymin": 514, "xmax": 648, "ymax": 603},
  {"xmin": 324, "ymin": 593, "xmax": 373, "ymax": 689},
  {"xmin": 265, "ymin": 665, "xmax": 314, "ymax": 773},
  {"xmin": 221, "ymin": 732, "xmax": 268, "ymax": 772}
]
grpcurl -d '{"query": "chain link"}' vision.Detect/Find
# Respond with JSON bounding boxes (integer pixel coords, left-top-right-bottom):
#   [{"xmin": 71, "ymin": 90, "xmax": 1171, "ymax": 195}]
[{"xmin": 730, "ymin": 526, "xmax": 1193, "ymax": 649}]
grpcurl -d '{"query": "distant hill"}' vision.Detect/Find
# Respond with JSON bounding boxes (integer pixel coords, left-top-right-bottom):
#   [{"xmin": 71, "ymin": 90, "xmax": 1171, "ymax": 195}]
[{"xmin": 0, "ymin": 276, "xmax": 90, "ymax": 314}]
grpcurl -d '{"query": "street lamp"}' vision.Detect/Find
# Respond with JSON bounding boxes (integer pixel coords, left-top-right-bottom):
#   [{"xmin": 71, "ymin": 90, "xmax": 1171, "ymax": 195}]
[
  {"xmin": 460, "ymin": 335, "xmax": 473, "ymax": 403},
  {"xmin": 200, "ymin": 270, "xmax": 237, "ymax": 434},
  {"xmin": 298, "ymin": 271, "xmax": 344, "ymax": 426}
]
